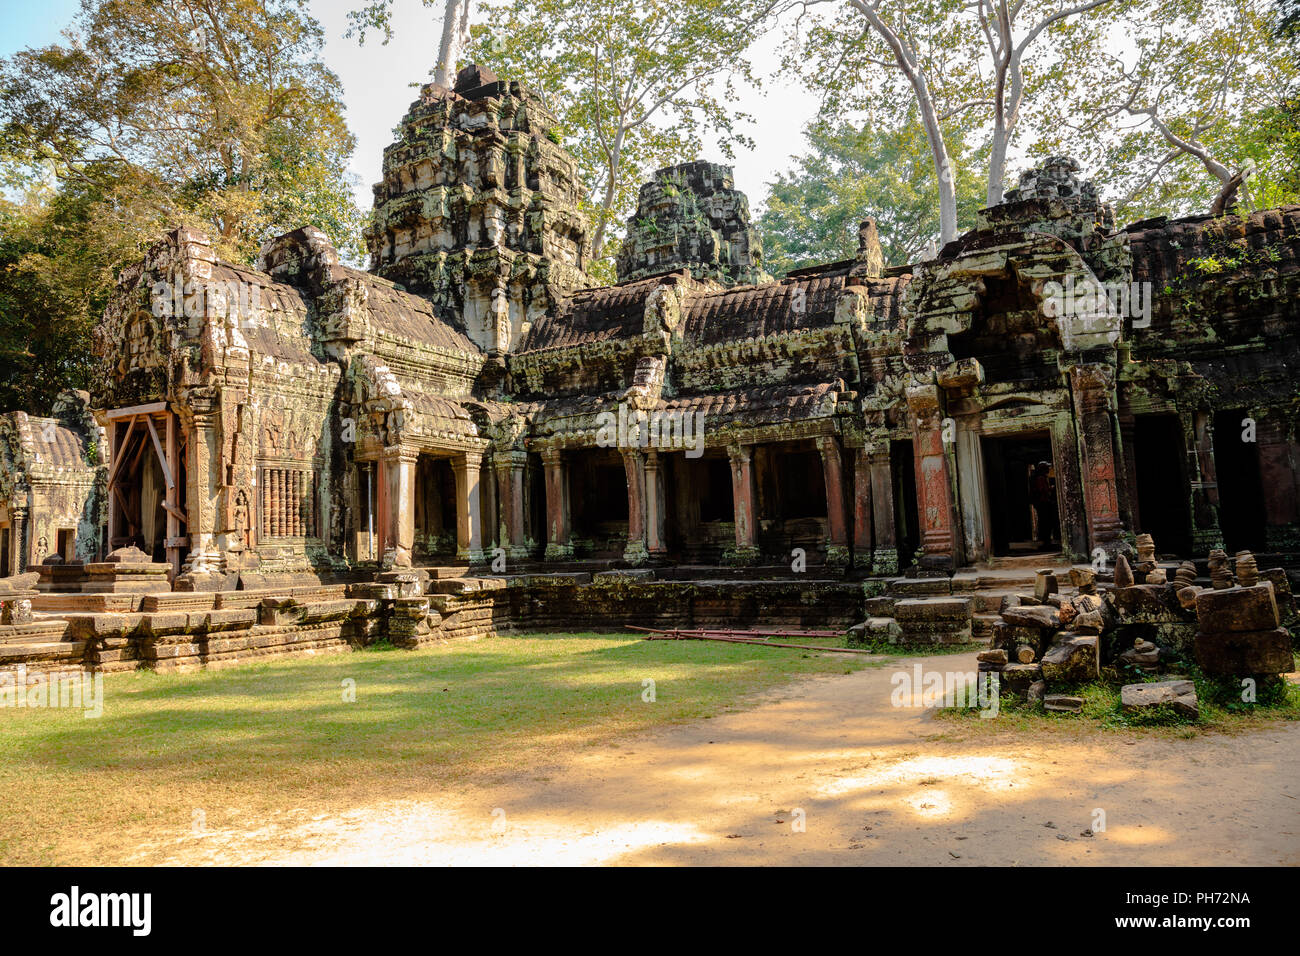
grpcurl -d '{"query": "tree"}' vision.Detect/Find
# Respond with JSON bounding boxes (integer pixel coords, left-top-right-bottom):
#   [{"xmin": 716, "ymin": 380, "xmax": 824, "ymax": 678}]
[
  {"xmin": 757, "ymin": 117, "xmax": 986, "ymax": 274},
  {"xmin": 0, "ymin": 0, "xmax": 364, "ymax": 413},
  {"xmin": 1, "ymin": 0, "xmax": 363, "ymax": 266},
  {"xmin": 1050, "ymin": 0, "xmax": 1299, "ymax": 219},
  {"xmin": 458, "ymin": 0, "xmax": 777, "ymax": 279},
  {"xmin": 788, "ymin": 0, "xmax": 1118, "ymax": 244},
  {"xmin": 348, "ymin": 0, "xmax": 473, "ymax": 88}
]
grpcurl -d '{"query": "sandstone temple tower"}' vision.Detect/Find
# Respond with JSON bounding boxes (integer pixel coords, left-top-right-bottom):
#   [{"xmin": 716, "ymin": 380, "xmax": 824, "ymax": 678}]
[{"xmin": 367, "ymin": 64, "xmax": 594, "ymax": 359}]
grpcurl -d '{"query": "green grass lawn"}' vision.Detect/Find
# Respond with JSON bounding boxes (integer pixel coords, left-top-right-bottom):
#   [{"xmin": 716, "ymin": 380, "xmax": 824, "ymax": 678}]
[{"xmin": 0, "ymin": 631, "xmax": 881, "ymax": 865}]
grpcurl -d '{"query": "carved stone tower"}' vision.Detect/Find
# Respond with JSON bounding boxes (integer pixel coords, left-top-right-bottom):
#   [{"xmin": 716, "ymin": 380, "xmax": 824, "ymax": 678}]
[
  {"xmin": 616, "ymin": 161, "xmax": 770, "ymax": 287},
  {"xmin": 367, "ymin": 64, "xmax": 594, "ymax": 356}
]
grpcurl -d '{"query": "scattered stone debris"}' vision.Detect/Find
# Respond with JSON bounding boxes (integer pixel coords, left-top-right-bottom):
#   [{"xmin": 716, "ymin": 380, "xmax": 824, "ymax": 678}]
[
  {"xmin": 1044, "ymin": 694, "xmax": 1084, "ymax": 713},
  {"xmin": 1120, "ymin": 679, "xmax": 1199, "ymax": 719}
]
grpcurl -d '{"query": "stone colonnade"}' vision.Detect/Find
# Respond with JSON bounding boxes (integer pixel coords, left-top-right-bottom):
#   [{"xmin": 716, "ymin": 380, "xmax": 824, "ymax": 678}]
[{"xmin": 533, "ymin": 435, "xmax": 892, "ymax": 570}]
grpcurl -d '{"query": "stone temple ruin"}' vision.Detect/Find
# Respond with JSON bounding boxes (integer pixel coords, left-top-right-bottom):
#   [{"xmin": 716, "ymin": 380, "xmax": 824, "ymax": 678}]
[{"xmin": 0, "ymin": 65, "xmax": 1297, "ymax": 695}]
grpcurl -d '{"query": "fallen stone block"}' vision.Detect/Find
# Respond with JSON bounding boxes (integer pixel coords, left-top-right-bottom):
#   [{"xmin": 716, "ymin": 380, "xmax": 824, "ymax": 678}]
[
  {"xmin": 1194, "ymin": 628, "xmax": 1294, "ymax": 676},
  {"xmin": 1194, "ymin": 583, "xmax": 1279, "ymax": 633},
  {"xmin": 1117, "ymin": 638, "xmax": 1161, "ymax": 667},
  {"xmin": 892, "ymin": 597, "xmax": 972, "ymax": 621},
  {"xmin": 1110, "ymin": 584, "xmax": 1183, "ymax": 623},
  {"xmin": 1001, "ymin": 605, "xmax": 1060, "ymax": 629},
  {"xmin": 846, "ymin": 617, "xmax": 902, "ymax": 645},
  {"xmin": 1120, "ymin": 679, "xmax": 1198, "ymax": 719},
  {"xmin": 1040, "ymin": 634, "xmax": 1099, "ymax": 682},
  {"xmin": 999, "ymin": 662, "xmax": 1043, "ymax": 692},
  {"xmin": 1044, "ymin": 694, "xmax": 1084, "ymax": 713},
  {"xmin": 1035, "ymin": 569, "xmax": 1058, "ymax": 601}
]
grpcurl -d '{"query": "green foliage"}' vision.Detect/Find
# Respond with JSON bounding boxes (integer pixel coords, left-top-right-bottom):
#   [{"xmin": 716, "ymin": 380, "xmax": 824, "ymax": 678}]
[
  {"xmin": 0, "ymin": 0, "xmax": 364, "ymax": 413},
  {"xmin": 1045, "ymin": 0, "xmax": 1299, "ymax": 219},
  {"xmin": 459, "ymin": 0, "xmax": 774, "ymax": 276},
  {"xmin": 757, "ymin": 118, "xmax": 986, "ymax": 274}
]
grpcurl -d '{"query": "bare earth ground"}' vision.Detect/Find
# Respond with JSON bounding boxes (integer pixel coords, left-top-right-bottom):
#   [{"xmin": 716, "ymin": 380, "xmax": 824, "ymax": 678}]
[{"xmin": 128, "ymin": 652, "xmax": 1300, "ymax": 866}]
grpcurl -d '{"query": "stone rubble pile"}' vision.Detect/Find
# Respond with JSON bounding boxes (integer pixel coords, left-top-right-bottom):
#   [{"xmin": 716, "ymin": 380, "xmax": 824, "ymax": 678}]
[{"xmin": 976, "ymin": 537, "xmax": 1297, "ymax": 719}]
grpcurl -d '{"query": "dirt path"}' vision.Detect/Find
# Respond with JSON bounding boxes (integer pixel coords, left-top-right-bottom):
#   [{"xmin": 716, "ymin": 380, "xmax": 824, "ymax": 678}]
[{"xmin": 134, "ymin": 653, "xmax": 1300, "ymax": 866}]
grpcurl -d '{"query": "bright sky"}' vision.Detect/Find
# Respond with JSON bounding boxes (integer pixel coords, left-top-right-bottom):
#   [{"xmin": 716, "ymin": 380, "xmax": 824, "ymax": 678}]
[{"xmin": 0, "ymin": 0, "xmax": 820, "ymax": 214}]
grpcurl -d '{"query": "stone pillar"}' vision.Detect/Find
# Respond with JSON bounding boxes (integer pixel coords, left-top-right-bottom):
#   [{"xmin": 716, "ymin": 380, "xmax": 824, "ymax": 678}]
[
  {"xmin": 952, "ymin": 418, "xmax": 987, "ymax": 565},
  {"xmin": 541, "ymin": 448, "xmax": 573, "ymax": 560},
  {"xmin": 481, "ymin": 452, "xmax": 499, "ymax": 552},
  {"xmin": 453, "ymin": 450, "xmax": 484, "ymax": 563},
  {"xmin": 1068, "ymin": 364, "xmax": 1124, "ymax": 555},
  {"xmin": 494, "ymin": 450, "xmax": 529, "ymax": 558},
  {"xmin": 622, "ymin": 450, "xmax": 649, "ymax": 565},
  {"xmin": 645, "ymin": 451, "xmax": 667, "ymax": 556},
  {"xmin": 851, "ymin": 446, "xmax": 873, "ymax": 569},
  {"xmin": 818, "ymin": 436, "xmax": 850, "ymax": 566},
  {"xmin": 868, "ymin": 446, "xmax": 898, "ymax": 575},
  {"xmin": 382, "ymin": 445, "xmax": 418, "ymax": 568},
  {"xmin": 1118, "ymin": 413, "xmax": 1141, "ymax": 533},
  {"xmin": 181, "ymin": 392, "xmax": 223, "ymax": 575},
  {"xmin": 1051, "ymin": 412, "xmax": 1088, "ymax": 559},
  {"xmin": 726, "ymin": 444, "xmax": 759, "ymax": 565},
  {"xmin": 906, "ymin": 382, "xmax": 957, "ymax": 571},
  {"xmin": 10, "ymin": 504, "xmax": 27, "ymax": 574}
]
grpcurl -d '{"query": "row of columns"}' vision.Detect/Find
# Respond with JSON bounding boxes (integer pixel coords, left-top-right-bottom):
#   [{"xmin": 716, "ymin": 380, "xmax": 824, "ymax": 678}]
[
  {"xmin": 369, "ymin": 437, "xmax": 901, "ymax": 570},
  {"xmin": 532, "ymin": 438, "xmax": 888, "ymax": 569},
  {"xmin": 377, "ymin": 445, "xmax": 486, "ymax": 568}
]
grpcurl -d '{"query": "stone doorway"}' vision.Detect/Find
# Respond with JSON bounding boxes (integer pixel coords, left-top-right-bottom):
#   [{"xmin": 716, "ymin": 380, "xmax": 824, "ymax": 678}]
[
  {"xmin": 105, "ymin": 405, "xmax": 186, "ymax": 573},
  {"xmin": 1133, "ymin": 414, "xmax": 1194, "ymax": 557},
  {"xmin": 982, "ymin": 432, "xmax": 1055, "ymax": 556},
  {"xmin": 891, "ymin": 439, "xmax": 920, "ymax": 570},
  {"xmin": 1213, "ymin": 409, "xmax": 1267, "ymax": 553},
  {"xmin": 414, "ymin": 454, "xmax": 457, "ymax": 560},
  {"xmin": 568, "ymin": 448, "xmax": 629, "ymax": 558}
]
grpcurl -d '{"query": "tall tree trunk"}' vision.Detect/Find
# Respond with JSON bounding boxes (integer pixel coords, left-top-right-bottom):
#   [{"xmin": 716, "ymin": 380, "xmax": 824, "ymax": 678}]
[
  {"xmin": 590, "ymin": 126, "xmax": 625, "ymax": 260},
  {"xmin": 987, "ymin": 123, "xmax": 1009, "ymax": 207},
  {"xmin": 917, "ymin": 92, "xmax": 958, "ymax": 245},
  {"xmin": 434, "ymin": 0, "xmax": 472, "ymax": 87}
]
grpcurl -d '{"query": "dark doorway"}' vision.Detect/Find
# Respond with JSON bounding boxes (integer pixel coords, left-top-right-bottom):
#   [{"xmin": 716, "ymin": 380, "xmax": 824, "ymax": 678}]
[
  {"xmin": 891, "ymin": 439, "xmax": 920, "ymax": 568},
  {"xmin": 528, "ymin": 453, "xmax": 547, "ymax": 550},
  {"xmin": 770, "ymin": 450, "xmax": 827, "ymax": 519},
  {"xmin": 693, "ymin": 457, "xmax": 734, "ymax": 523},
  {"xmin": 0, "ymin": 526, "xmax": 9, "ymax": 577},
  {"xmin": 1213, "ymin": 409, "xmax": 1267, "ymax": 552},
  {"xmin": 1133, "ymin": 414, "xmax": 1193, "ymax": 556},
  {"xmin": 983, "ymin": 433, "xmax": 1055, "ymax": 556},
  {"xmin": 569, "ymin": 449, "xmax": 629, "ymax": 556},
  {"xmin": 414, "ymin": 455, "xmax": 457, "ymax": 558}
]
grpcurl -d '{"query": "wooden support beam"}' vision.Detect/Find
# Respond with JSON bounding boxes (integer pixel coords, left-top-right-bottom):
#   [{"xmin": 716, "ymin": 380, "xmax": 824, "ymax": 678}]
[
  {"xmin": 106, "ymin": 401, "xmax": 168, "ymax": 420},
  {"xmin": 105, "ymin": 415, "xmax": 140, "ymax": 490},
  {"xmin": 144, "ymin": 414, "xmax": 175, "ymax": 489}
]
